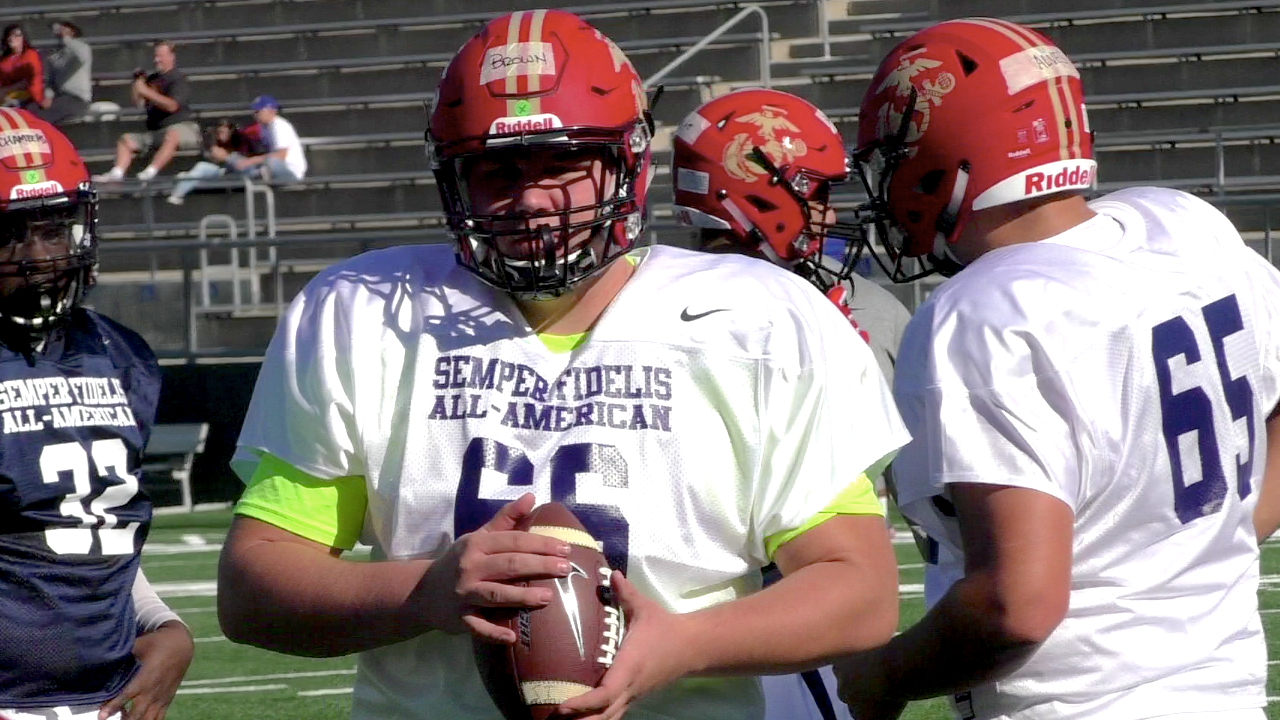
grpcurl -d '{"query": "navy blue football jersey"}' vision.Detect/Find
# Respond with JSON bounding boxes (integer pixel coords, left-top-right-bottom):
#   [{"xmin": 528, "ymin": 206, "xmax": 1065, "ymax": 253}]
[{"xmin": 0, "ymin": 308, "xmax": 160, "ymax": 708}]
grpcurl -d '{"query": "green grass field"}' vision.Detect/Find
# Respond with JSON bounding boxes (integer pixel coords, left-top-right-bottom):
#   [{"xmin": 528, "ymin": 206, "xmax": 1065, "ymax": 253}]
[{"xmin": 145, "ymin": 510, "xmax": 1280, "ymax": 720}]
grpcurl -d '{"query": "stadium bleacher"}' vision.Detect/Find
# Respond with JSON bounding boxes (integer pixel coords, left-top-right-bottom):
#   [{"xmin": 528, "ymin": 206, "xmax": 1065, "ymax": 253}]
[{"xmin": 0, "ymin": 0, "xmax": 1277, "ymax": 355}]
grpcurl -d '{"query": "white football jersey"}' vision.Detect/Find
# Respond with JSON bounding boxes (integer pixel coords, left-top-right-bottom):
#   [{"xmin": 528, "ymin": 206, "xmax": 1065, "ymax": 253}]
[
  {"xmin": 234, "ymin": 244, "xmax": 908, "ymax": 720},
  {"xmin": 893, "ymin": 187, "xmax": 1277, "ymax": 720}
]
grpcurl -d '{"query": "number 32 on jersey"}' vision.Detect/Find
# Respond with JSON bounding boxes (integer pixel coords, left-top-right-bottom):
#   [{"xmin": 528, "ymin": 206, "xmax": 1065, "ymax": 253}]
[
  {"xmin": 41, "ymin": 439, "xmax": 143, "ymax": 556},
  {"xmin": 1152, "ymin": 294, "xmax": 1257, "ymax": 524}
]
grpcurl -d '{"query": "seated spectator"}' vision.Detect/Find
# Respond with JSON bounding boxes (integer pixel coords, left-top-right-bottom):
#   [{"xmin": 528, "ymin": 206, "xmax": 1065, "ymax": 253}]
[
  {"xmin": 228, "ymin": 95, "xmax": 306, "ymax": 183},
  {"xmin": 166, "ymin": 118, "xmax": 264, "ymax": 205},
  {"xmin": 34, "ymin": 20, "xmax": 91, "ymax": 125},
  {"xmin": 0, "ymin": 25, "xmax": 43, "ymax": 110},
  {"xmin": 93, "ymin": 40, "xmax": 200, "ymax": 182}
]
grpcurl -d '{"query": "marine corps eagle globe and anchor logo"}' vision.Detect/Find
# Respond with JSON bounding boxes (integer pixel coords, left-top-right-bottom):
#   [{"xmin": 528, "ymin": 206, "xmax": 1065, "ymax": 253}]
[
  {"xmin": 874, "ymin": 47, "xmax": 957, "ymax": 153},
  {"xmin": 721, "ymin": 104, "xmax": 810, "ymax": 184}
]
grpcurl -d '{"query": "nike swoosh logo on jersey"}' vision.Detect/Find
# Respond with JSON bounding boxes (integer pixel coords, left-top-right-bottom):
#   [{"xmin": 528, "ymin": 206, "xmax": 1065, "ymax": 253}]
[{"xmin": 681, "ymin": 307, "xmax": 729, "ymax": 322}]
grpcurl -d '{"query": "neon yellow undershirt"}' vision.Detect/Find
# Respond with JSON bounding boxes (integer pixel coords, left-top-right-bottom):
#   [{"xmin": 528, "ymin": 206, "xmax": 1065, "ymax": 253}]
[
  {"xmin": 236, "ymin": 455, "xmax": 882, "ymax": 560},
  {"xmin": 534, "ymin": 252, "xmax": 640, "ymax": 353},
  {"xmin": 235, "ymin": 454, "xmax": 367, "ymax": 550},
  {"xmin": 762, "ymin": 473, "xmax": 882, "ymax": 559},
  {"xmin": 539, "ymin": 332, "xmax": 587, "ymax": 353}
]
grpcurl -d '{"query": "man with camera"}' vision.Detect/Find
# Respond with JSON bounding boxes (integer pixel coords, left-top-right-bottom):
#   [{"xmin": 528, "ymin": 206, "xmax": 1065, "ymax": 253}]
[{"xmin": 94, "ymin": 40, "xmax": 200, "ymax": 182}]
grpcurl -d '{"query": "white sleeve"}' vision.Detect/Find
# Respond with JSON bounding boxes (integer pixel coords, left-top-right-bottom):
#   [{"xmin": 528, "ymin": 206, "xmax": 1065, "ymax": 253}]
[
  {"xmin": 749, "ymin": 298, "xmax": 909, "ymax": 561},
  {"xmin": 891, "ymin": 306, "xmax": 1081, "ymax": 533},
  {"xmin": 231, "ymin": 274, "xmax": 363, "ymax": 482},
  {"xmin": 134, "ymin": 569, "xmax": 183, "ymax": 632}
]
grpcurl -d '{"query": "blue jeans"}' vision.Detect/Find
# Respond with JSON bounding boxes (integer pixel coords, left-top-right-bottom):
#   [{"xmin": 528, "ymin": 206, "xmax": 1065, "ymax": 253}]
[
  {"xmin": 250, "ymin": 156, "xmax": 299, "ymax": 183},
  {"xmin": 169, "ymin": 160, "xmax": 227, "ymax": 200},
  {"xmin": 170, "ymin": 154, "xmax": 300, "ymax": 200},
  {"xmin": 231, "ymin": 153, "xmax": 299, "ymax": 184}
]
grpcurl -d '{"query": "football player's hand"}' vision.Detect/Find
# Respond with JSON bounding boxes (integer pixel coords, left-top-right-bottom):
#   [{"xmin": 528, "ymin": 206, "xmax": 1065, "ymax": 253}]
[
  {"xmin": 99, "ymin": 620, "xmax": 195, "ymax": 720},
  {"xmin": 424, "ymin": 493, "xmax": 573, "ymax": 643},
  {"xmin": 833, "ymin": 654, "xmax": 907, "ymax": 720},
  {"xmin": 556, "ymin": 571, "xmax": 690, "ymax": 720}
]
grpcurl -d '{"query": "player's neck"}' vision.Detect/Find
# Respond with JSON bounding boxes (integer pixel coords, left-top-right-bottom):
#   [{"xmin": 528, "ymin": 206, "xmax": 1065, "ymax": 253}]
[
  {"xmin": 974, "ymin": 194, "xmax": 1096, "ymax": 259},
  {"xmin": 515, "ymin": 258, "xmax": 635, "ymax": 336}
]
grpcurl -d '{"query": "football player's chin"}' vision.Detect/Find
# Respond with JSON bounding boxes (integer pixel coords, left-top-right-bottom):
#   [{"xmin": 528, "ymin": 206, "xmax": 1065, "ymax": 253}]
[{"xmin": 496, "ymin": 232, "xmax": 591, "ymax": 261}]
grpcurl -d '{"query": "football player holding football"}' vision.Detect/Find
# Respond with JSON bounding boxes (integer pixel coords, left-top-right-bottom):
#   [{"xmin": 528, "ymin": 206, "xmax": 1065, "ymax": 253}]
[
  {"xmin": 670, "ymin": 87, "xmax": 913, "ymax": 720},
  {"xmin": 217, "ymin": 9, "xmax": 907, "ymax": 720},
  {"xmin": 834, "ymin": 18, "xmax": 1277, "ymax": 720},
  {"xmin": 0, "ymin": 108, "xmax": 193, "ymax": 720}
]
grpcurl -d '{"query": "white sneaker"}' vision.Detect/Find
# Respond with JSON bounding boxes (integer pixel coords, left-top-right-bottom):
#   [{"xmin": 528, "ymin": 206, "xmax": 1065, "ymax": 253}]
[
  {"xmin": 92, "ymin": 170, "xmax": 124, "ymax": 183},
  {"xmin": 165, "ymin": 195, "xmax": 183, "ymax": 206}
]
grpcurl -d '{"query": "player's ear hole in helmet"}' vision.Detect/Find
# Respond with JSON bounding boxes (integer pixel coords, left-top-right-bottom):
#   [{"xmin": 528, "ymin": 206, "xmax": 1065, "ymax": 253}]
[{"xmin": 425, "ymin": 9, "xmax": 656, "ymax": 301}]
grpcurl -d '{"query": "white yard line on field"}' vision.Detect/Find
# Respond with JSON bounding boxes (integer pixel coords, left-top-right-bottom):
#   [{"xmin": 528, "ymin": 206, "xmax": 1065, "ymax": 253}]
[
  {"xmin": 142, "ymin": 543, "xmax": 224, "ymax": 555},
  {"xmin": 183, "ymin": 669, "xmax": 357, "ymax": 686},
  {"xmin": 176, "ymin": 684, "xmax": 288, "ymax": 695},
  {"xmin": 153, "ymin": 581, "xmax": 218, "ymax": 598},
  {"xmin": 142, "ymin": 557, "xmax": 220, "ymax": 567},
  {"xmin": 298, "ymin": 688, "xmax": 355, "ymax": 697},
  {"xmin": 167, "ymin": 605, "xmax": 218, "ymax": 613}
]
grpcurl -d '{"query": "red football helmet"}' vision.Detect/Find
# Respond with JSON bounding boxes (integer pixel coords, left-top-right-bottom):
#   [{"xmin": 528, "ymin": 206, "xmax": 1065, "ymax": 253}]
[
  {"xmin": 854, "ymin": 17, "xmax": 1095, "ymax": 282},
  {"xmin": 0, "ymin": 108, "xmax": 97, "ymax": 331},
  {"xmin": 427, "ymin": 9, "xmax": 654, "ymax": 298},
  {"xmin": 671, "ymin": 88, "xmax": 862, "ymax": 291}
]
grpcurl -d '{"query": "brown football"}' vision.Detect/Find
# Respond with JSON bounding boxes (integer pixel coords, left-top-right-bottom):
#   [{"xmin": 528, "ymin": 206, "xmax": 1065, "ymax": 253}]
[{"xmin": 473, "ymin": 502, "xmax": 623, "ymax": 720}]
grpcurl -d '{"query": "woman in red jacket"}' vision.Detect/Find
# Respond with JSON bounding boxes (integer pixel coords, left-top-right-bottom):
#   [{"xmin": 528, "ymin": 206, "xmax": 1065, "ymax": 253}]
[{"xmin": 0, "ymin": 25, "xmax": 44, "ymax": 109}]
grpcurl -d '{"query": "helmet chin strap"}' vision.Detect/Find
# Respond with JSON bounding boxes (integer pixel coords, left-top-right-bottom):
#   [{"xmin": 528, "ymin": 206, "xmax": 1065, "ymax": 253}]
[
  {"xmin": 538, "ymin": 224, "xmax": 557, "ymax": 284},
  {"xmin": 931, "ymin": 162, "xmax": 971, "ymax": 272},
  {"xmin": 0, "ymin": 287, "xmax": 68, "ymax": 359}
]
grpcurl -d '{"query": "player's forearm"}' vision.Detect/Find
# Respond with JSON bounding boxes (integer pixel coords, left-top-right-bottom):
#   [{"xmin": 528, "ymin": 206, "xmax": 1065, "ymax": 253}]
[
  {"xmin": 218, "ymin": 525, "xmax": 438, "ymax": 657},
  {"xmin": 133, "ymin": 569, "xmax": 184, "ymax": 633},
  {"xmin": 682, "ymin": 554, "xmax": 898, "ymax": 676},
  {"xmin": 1254, "ymin": 410, "xmax": 1280, "ymax": 542},
  {"xmin": 873, "ymin": 571, "xmax": 1047, "ymax": 700}
]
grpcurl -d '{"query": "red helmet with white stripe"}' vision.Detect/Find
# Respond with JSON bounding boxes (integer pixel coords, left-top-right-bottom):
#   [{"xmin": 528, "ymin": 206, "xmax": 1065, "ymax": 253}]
[
  {"xmin": 854, "ymin": 17, "xmax": 1095, "ymax": 282},
  {"xmin": 0, "ymin": 108, "xmax": 97, "ymax": 331},
  {"xmin": 427, "ymin": 9, "xmax": 654, "ymax": 298},
  {"xmin": 671, "ymin": 88, "xmax": 862, "ymax": 292}
]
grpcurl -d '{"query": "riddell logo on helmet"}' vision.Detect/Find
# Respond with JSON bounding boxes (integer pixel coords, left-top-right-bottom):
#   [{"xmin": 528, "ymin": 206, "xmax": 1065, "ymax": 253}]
[
  {"xmin": 488, "ymin": 113, "xmax": 563, "ymax": 135},
  {"xmin": 971, "ymin": 159, "xmax": 1098, "ymax": 211},
  {"xmin": 1024, "ymin": 164, "xmax": 1093, "ymax": 195},
  {"xmin": 9, "ymin": 180, "xmax": 63, "ymax": 200}
]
